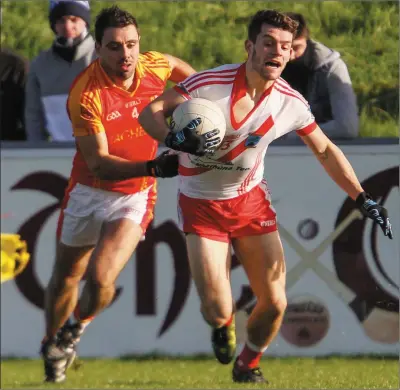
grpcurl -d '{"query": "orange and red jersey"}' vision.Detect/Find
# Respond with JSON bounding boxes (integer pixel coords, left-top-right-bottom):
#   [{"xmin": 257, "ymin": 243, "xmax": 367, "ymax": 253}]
[{"xmin": 67, "ymin": 51, "xmax": 172, "ymax": 194}]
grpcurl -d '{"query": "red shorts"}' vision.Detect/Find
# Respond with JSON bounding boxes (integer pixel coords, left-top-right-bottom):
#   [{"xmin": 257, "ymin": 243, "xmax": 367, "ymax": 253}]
[{"xmin": 178, "ymin": 183, "xmax": 277, "ymax": 243}]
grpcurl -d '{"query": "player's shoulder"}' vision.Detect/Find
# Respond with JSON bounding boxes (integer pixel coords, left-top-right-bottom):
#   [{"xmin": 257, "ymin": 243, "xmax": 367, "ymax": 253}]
[
  {"xmin": 201, "ymin": 63, "xmax": 241, "ymax": 73},
  {"xmin": 139, "ymin": 51, "xmax": 169, "ymax": 67},
  {"xmin": 181, "ymin": 63, "xmax": 240, "ymax": 93},
  {"xmin": 69, "ymin": 60, "xmax": 100, "ymax": 99},
  {"xmin": 139, "ymin": 51, "xmax": 172, "ymax": 82},
  {"xmin": 273, "ymin": 77, "xmax": 310, "ymax": 109},
  {"xmin": 186, "ymin": 63, "xmax": 240, "ymax": 81}
]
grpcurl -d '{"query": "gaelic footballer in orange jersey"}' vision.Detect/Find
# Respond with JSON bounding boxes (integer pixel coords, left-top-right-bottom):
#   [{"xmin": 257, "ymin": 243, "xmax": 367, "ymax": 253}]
[
  {"xmin": 41, "ymin": 5, "xmax": 197, "ymax": 384},
  {"xmin": 67, "ymin": 51, "xmax": 172, "ymax": 194}
]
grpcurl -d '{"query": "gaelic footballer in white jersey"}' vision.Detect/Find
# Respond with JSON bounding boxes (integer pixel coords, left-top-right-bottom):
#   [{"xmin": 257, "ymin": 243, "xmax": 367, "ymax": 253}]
[{"xmin": 174, "ymin": 63, "xmax": 317, "ymax": 200}]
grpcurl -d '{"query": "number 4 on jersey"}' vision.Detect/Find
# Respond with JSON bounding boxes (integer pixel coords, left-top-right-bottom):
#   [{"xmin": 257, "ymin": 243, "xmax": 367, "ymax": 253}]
[{"xmin": 132, "ymin": 107, "xmax": 139, "ymax": 119}]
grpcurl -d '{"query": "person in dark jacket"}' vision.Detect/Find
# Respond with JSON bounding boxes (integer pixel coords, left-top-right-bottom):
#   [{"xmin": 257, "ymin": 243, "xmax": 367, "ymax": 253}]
[
  {"xmin": 0, "ymin": 48, "xmax": 28, "ymax": 141},
  {"xmin": 281, "ymin": 12, "xmax": 359, "ymax": 139}
]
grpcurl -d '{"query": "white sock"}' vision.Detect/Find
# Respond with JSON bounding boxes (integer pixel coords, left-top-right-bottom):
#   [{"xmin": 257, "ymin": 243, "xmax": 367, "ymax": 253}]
[{"xmin": 246, "ymin": 339, "xmax": 268, "ymax": 353}]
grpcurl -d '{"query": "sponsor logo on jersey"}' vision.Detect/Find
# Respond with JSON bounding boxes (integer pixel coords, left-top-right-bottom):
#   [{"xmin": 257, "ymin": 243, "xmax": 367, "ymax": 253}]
[
  {"xmin": 106, "ymin": 111, "xmax": 122, "ymax": 121},
  {"xmin": 245, "ymin": 135, "xmax": 262, "ymax": 148},
  {"xmin": 125, "ymin": 99, "xmax": 142, "ymax": 108}
]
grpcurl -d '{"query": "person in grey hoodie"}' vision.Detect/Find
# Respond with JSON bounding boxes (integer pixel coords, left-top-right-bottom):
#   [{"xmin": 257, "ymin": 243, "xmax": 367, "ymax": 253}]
[
  {"xmin": 25, "ymin": 0, "xmax": 97, "ymax": 141},
  {"xmin": 281, "ymin": 12, "xmax": 359, "ymax": 139}
]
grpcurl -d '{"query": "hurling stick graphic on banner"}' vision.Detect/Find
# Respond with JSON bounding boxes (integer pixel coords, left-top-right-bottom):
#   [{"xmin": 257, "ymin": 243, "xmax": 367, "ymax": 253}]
[
  {"xmin": 299, "ymin": 258, "xmax": 396, "ymax": 343},
  {"xmin": 236, "ymin": 209, "xmax": 365, "ymax": 343},
  {"xmin": 283, "ymin": 209, "xmax": 363, "ymax": 289},
  {"xmin": 280, "ymin": 209, "xmax": 380, "ymax": 323}
]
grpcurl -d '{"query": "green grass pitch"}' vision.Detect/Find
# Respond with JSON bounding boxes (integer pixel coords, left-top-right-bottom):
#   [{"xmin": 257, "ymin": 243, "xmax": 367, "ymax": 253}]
[{"xmin": 1, "ymin": 356, "xmax": 398, "ymax": 389}]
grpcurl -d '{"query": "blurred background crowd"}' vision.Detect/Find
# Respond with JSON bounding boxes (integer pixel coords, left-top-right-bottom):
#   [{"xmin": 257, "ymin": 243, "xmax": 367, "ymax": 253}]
[{"xmin": 0, "ymin": 0, "xmax": 398, "ymax": 142}]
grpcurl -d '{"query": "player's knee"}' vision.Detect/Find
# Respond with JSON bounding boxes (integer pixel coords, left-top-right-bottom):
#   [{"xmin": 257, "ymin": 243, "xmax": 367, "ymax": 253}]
[
  {"xmin": 88, "ymin": 269, "xmax": 116, "ymax": 290},
  {"xmin": 272, "ymin": 295, "xmax": 287, "ymax": 317},
  {"xmin": 50, "ymin": 269, "xmax": 82, "ymax": 290},
  {"xmin": 201, "ymin": 301, "xmax": 232, "ymax": 327},
  {"xmin": 259, "ymin": 292, "xmax": 287, "ymax": 319},
  {"xmin": 51, "ymin": 259, "xmax": 87, "ymax": 287}
]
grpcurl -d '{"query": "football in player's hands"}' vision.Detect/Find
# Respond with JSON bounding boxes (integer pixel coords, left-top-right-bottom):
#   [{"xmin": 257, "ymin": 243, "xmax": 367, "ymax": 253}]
[
  {"xmin": 170, "ymin": 98, "xmax": 226, "ymax": 145},
  {"xmin": 165, "ymin": 118, "xmax": 221, "ymax": 156}
]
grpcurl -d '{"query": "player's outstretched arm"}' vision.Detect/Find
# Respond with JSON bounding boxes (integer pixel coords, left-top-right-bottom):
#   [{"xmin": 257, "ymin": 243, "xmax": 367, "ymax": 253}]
[
  {"xmin": 71, "ymin": 90, "xmax": 178, "ymax": 179},
  {"xmin": 76, "ymin": 132, "xmax": 178, "ymax": 179},
  {"xmin": 301, "ymin": 126, "xmax": 393, "ymax": 239},
  {"xmin": 139, "ymin": 88, "xmax": 187, "ymax": 143}
]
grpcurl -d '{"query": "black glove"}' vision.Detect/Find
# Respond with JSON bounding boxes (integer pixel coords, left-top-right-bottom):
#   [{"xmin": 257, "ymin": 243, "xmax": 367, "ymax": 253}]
[
  {"xmin": 356, "ymin": 192, "xmax": 393, "ymax": 239},
  {"xmin": 164, "ymin": 118, "xmax": 220, "ymax": 156},
  {"xmin": 146, "ymin": 151, "xmax": 179, "ymax": 178}
]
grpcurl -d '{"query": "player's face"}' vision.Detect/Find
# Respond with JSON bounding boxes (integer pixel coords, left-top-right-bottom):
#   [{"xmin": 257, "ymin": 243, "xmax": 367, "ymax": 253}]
[
  {"xmin": 97, "ymin": 25, "xmax": 140, "ymax": 81},
  {"xmin": 246, "ymin": 23, "xmax": 293, "ymax": 81},
  {"xmin": 54, "ymin": 15, "xmax": 86, "ymax": 39}
]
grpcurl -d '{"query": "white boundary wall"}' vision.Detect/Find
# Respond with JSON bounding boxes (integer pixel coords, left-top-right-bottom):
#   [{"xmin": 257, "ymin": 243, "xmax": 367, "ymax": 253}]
[{"xmin": 1, "ymin": 144, "xmax": 398, "ymax": 357}]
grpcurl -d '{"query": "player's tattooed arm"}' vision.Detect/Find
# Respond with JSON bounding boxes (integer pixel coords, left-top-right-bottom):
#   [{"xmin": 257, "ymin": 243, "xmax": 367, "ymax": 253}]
[
  {"xmin": 315, "ymin": 148, "xmax": 329, "ymax": 162},
  {"xmin": 302, "ymin": 135, "xmax": 329, "ymax": 162},
  {"xmin": 300, "ymin": 126, "xmax": 364, "ymax": 200}
]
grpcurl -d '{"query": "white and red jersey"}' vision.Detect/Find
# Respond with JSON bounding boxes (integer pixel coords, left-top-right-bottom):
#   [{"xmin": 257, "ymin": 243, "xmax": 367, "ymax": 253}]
[{"xmin": 174, "ymin": 63, "xmax": 317, "ymax": 200}]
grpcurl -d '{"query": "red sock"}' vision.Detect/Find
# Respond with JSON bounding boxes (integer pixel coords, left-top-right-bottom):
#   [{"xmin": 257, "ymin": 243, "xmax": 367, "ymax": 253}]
[
  {"xmin": 74, "ymin": 305, "xmax": 95, "ymax": 324},
  {"xmin": 224, "ymin": 315, "xmax": 233, "ymax": 327},
  {"xmin": 236, "ymin": 342, "xmax": 263, "ymax": 370}
]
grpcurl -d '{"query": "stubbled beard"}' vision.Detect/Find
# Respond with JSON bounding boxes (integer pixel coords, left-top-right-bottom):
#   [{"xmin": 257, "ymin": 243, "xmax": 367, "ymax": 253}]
[
  {"xmin": 252, "ymin": 50, "xmax": 270, "ymax": 81},
  {"xmin": 101, "ymin": 60, "xmax": 134, "ymax": 81},
  {"xmin": 116, "ymin": 69, "xmax": 134, "ymax": 80},
  {"xmin": 251, "ymin": 50, "xmax": 279, "ymax": 81}
]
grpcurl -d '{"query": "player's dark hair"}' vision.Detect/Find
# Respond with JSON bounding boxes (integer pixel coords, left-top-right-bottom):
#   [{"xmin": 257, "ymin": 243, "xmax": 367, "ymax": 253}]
[
  {"xmin": 248, "ymin": 10, "xmax": 298, "ymax": 43},
  {"xmin": 285, "ymin": 12, "xmax": 310, "ymax": 40},
  {"xmin": 95, "ymin": 5, "xmax": 139, "ymax": 44}
]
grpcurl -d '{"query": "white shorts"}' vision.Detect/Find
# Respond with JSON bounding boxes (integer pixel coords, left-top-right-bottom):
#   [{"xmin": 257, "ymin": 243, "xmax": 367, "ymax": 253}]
[{"xmin": 57, "ymin": 183, "xmax": 156, "ymax": 247}]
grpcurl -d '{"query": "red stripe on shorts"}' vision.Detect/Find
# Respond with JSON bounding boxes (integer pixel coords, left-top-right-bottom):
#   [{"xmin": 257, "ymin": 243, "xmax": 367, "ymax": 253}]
[
  {"xmin": 56, "ymin": 178, "xmax": 77, "ymax": 240},
  {"xmin": 139, "ymin": 183, "xmax": 157, "ymax": 232}
]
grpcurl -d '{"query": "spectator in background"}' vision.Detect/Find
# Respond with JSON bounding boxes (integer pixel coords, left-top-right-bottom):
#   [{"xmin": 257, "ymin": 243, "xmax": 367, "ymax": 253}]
[
  {"xmin": 25, "ymin": 0, "xmax": 96, "ymax": 141},
  {"xmin": 281, "ymin": 12, "xmax": 359, "ymax": 139},
  {"xmin": 0, "ymin": 48, "xmax": 28, "ymax": 141}
]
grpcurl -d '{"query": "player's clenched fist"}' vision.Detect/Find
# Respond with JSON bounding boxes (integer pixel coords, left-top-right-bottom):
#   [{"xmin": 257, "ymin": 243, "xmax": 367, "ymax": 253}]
[
  {"xmin": 146, "ymin": 151, "xmax": 180, "ymax": 178},
  {"xmin": 356, "ymin": 192, "xmax": 393, "ymax": 239},
  {"xmin": 164, "ymin": 118, "xmax": 221, "ymax": 156}
]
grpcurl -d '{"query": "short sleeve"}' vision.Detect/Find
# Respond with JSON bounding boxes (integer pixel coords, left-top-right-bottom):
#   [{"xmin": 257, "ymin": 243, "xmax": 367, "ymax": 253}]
[
  {"xmin": 141, "ymin": 51, "xmax": 172, "ymax": 82},
  {"xmin": 67, "ymin": 78, "xmax": 104, "ymax": 137},
  {"xmin": 173, "ymin": 74, "xmax": 201, "ymax": 100},
  {"xmin": 172, "ymin": 65, "xmax": 237, "ymax": 100},
  {"xmin": 294, "ymin": 100, "xmax": 317, "ymax": 136}
]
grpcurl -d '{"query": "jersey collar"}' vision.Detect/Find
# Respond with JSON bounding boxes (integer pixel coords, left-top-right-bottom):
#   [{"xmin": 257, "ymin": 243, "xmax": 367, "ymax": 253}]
[{"xmin": 230, "ymin": 63, "xmax": 274, "ymax": 130}]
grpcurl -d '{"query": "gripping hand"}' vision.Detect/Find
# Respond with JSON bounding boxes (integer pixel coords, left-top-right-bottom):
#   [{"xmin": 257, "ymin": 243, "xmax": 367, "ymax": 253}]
[
  {"xmin": 165, "ymin": 118, "xmax": 220, "ymax": 156},
  {"xmin": 146, "ymin": 151, "xmax": 179, "ymax": 178}
]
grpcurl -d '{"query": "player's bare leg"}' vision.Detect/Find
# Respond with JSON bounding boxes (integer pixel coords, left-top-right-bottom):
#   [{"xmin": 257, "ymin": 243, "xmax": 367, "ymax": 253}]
[
  {"xmin": 45, "ymin": 243, "xmax": 94, "ymax": 339},
  {"xmin": 51, "ymin": 219, "xmax": 143, "ymax": 381},
  {"xmin": 42, "ymin": 243, "xmax": 94, "ymax": 382},
  {"xmin": 186, "ymin": 235, "xmax": 236, "ymax": 364},
  {"xmin": 231, "ymin": 231, "xmax": 287, "ymax": 383},
  {"xmin": 78, "ymin": 218, "xmax": 143, "ymax": 320}
]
